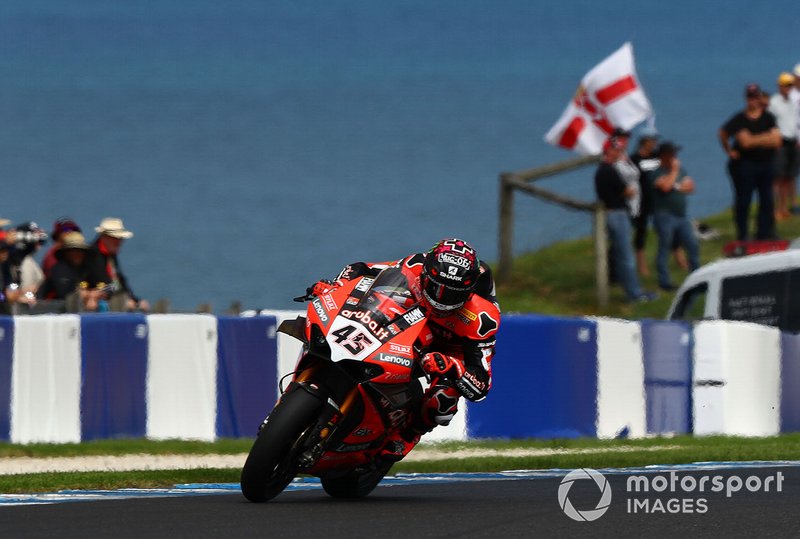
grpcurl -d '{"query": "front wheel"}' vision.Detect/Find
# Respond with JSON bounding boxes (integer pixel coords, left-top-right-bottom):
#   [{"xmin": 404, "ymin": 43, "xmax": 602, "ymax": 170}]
[{"xmin": 240, "ymin": 388, "xmax": 322, "ymax": 502}]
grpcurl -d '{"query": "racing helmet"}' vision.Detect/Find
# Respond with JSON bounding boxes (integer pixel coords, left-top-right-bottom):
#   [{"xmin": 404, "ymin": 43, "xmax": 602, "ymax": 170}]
[{"xmin": 421, "ymin": 238, "xmax": 480, "ymax": 316}]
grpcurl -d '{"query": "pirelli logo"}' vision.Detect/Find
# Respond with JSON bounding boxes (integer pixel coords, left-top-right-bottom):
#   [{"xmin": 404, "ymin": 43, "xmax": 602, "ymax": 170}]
[{"xmin": 458, "ymin": 308, "xmax": 477, "ymax": 321}]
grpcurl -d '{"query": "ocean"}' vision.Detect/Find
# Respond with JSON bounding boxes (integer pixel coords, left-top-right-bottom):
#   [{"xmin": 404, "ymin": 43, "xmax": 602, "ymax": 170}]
[{"xmin": 2, "ymin": 0, "xmax": 799, "ymax": 311}]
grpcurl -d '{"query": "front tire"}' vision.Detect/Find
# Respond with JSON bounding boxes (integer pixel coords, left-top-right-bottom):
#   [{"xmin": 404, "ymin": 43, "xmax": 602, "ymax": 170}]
[{"xmin": 240, "ymin": 388, "xmax": 322, "ymax": 502}]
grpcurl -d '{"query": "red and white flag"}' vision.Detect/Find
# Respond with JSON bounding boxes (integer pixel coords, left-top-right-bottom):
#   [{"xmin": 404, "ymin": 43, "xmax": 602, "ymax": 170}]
[{"xmin": 544, "ymin": 43, "xmax": 653, "ymax": 155}]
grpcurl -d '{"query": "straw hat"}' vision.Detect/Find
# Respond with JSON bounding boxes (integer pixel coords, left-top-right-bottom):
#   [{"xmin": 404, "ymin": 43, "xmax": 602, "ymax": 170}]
[
  {"xmin": 59, "ymin": 231, "xmax": 90, "ymax": 251},
  {"xmin": 95, "ymin": 217, "xmax": 133, "ymax": 239}
]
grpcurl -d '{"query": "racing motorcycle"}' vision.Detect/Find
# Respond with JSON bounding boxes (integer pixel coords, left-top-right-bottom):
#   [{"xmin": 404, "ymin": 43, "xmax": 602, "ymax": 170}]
[{"xmin": 240, "ymin": 267, "xmax": 436, "ymax": 502}]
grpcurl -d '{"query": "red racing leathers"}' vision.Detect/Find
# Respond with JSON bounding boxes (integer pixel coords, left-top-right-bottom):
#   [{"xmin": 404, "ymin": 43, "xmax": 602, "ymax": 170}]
[{"xmin": 317, "ymin": 252, "xmax": 500, "ymax": 433}]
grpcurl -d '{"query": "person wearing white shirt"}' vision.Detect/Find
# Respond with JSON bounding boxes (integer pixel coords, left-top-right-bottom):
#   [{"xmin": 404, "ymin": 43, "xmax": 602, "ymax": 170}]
[{"xmin": 768, "ymin": 72, "xmax": 799, "ymax": 220}]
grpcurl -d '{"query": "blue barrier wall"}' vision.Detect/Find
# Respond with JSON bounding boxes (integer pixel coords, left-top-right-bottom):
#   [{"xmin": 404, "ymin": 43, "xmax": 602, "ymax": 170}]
[
  {"xmin": 467, "ymin": 315, "xmax": 598, "ymax": 438},
  {"xmin": 80, "ymin": 314, "xmax": 148, "ymax": 441},
  {"xmin": 216, "ymin": 316, "xmax": 278, "ymax": 438},
  {"xmin": 0, "ymin": 317, "xmax": 13, "ymax": 441},
  {"xmin": 641, "ymin": 320, "xmax": 692, "ymax": 435},
  {"xmin": 781, "ymin": 333, "xmax": 800, "ymax": 432}
]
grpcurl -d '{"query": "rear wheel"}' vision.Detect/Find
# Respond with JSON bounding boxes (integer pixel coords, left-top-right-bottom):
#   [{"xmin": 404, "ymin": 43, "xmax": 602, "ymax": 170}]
[
  {"xmin": 240, "ymin": 388, "xmax": 322, "ymax": 502},
  {"xmin": 321, "ymin": 460, "xmax": 394, "ymax": 498}
]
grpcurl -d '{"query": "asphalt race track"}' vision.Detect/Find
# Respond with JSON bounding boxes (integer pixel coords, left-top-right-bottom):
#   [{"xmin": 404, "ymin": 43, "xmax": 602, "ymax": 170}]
[{"xmin": 1, "ymin": 465, "xmax": 798, "ymax": 538}]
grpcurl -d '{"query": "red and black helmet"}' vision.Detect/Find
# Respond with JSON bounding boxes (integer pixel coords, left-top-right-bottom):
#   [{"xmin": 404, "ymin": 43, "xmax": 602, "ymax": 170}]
[{"xmin": 421, "ymin": 238, "xmax": 480, "ymax": 316}]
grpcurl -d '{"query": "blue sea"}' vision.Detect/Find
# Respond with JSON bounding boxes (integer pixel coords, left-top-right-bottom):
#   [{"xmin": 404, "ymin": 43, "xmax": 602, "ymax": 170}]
[{"xmin": 2, "ymin": 0, "xmax": 799, "ymax": 311}]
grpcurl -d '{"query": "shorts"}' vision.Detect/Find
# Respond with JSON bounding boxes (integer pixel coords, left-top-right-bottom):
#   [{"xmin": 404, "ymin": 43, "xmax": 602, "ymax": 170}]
[{"xmin": 774, "ymin": 139, "xmax": 799, "ymax": 179}]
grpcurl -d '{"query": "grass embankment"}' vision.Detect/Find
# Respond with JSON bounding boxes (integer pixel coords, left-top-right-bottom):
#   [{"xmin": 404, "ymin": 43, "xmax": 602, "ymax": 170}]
[
  {"xmin": 3, "ymin": 208, "xmax": 800, "ymax": 494},
  {"xmin": 2, "ymin": 435, "xmax": 800, "ymax": 493},
  {"xmin": 496, "ymin": 207, "xmax": 800, "ymax": 318}
]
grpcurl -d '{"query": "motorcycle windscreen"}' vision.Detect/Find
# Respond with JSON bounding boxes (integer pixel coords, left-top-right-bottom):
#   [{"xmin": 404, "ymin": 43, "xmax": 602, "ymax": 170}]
[{"xmin": 326, "ymin": 268, "xmax": 423, "ymax": 362}]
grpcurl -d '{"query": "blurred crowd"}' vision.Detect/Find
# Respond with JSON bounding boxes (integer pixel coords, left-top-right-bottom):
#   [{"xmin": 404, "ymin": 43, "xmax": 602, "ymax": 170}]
[
  {"xmin": 596, "ymin": 64, "xmax": 800, "ymax": 304},
  {"xmin": 0, "ymin": 216, "xmax": 149, "ymax": 315}
]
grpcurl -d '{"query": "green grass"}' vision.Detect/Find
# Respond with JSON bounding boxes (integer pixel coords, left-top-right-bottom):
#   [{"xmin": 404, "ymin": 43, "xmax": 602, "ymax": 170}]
[
  {"xmin": 496, "ymin": 207, "xmax": 800, "ymax": 319},
  {"xmin": 2, "ymin": 435, "xmax": 800, "ymax": 493}
]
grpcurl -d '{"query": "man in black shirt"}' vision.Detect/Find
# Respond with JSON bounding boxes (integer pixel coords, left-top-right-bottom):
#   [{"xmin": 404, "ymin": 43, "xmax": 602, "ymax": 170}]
[
  {"xmin": 719, "ymin": 83, "xmax": 782, "ymax": 240},
  {"xmin": 595, "ymin": 136, "xmax": 655, "ymax": 303}
]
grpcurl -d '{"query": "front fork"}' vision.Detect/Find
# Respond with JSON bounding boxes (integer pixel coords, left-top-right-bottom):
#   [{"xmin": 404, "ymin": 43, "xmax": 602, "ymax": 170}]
[{"xmin": 279, "ymin": 376, "xmax": 362, "ymax": 470}]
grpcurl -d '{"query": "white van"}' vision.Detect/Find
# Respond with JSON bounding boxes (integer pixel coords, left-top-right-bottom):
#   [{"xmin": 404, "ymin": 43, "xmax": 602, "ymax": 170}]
[{"xmin": 666, "ymin": 249, "xmax": 800, "ymax": 332}]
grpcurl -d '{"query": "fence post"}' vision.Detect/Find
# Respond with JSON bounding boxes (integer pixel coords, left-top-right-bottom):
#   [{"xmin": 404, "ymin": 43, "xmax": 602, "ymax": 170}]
[
  {"xmin": 498, "ymin": 173, "xmax": 515, "ymax": 284},
  {"xmin": 593, "ymin": 204, "xmax": 609, "ymax": 307}
]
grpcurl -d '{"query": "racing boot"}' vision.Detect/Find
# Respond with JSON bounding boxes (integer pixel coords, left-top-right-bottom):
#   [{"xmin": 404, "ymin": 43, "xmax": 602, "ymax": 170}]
[{"xmin": 379, "ymin": 385, "xmax": 460, "ymax": 462}]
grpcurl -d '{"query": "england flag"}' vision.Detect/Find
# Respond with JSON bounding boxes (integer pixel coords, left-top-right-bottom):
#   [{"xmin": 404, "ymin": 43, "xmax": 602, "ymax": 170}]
[{"xmin": 544, "ymin": 43, "xmax": 654, "ymax": 155}]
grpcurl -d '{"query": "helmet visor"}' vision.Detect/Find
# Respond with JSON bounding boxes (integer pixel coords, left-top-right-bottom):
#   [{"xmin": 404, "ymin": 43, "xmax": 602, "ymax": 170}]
[{"xmin": 422, "ymin": 277, "xmax": 470, "ymax": 314}]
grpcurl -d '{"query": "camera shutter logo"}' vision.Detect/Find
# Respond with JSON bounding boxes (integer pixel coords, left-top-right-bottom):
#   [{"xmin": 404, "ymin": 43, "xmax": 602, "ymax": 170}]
[{"xmin": 558, "ymin": 468, "xmax": 612, "ymax": 522}]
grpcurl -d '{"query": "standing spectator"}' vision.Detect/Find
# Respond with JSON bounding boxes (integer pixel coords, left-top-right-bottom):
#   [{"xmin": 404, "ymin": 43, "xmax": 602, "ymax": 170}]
[
  {"xmin": 768, "ymin": 72, "xmax": 799, "ymax": 221},
  {"xmin": 42, "ymin": 217, "xmax": 82, "ymax": 278},
  {"xmin": 649, "ymin": 142, "xmax": 701, "ymax": 292},
  {"xmin": 630, "ymin": 130, "xmax": 661, "ymax": 276},
  {"xmin": 631, "ymin": 132, "xmax": 689, "ymax": 277},
  {"xmin": 87, "ymin": 217, "xmax": 150, "ymax": 312},
  {"xmin": 595, "ymin": 136, "xmax": 656, "ymax": 303},
  {"xmin": 719, "ymin": 83, "xmax": 782, "ymax": 240},
  {"xmin": 790, "ymin": 63, "xmax": 800, "ymax": 214}
]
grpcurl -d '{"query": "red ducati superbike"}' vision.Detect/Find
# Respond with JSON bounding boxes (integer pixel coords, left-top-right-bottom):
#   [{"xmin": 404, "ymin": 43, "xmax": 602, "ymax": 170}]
[{"xmin": 240, "ymin": 267, "xmax": 434, "ymax": 502}]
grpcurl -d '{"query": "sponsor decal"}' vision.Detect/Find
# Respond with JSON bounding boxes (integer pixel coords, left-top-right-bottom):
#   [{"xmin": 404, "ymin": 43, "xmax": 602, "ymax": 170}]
[
  {"xmin": 402, "ymin": 307, "xmax": 425, "ymax": 326},
  {"xmin": 355, "ymin": 277, "xmax": 374, "ymax": 293},
  {"xmin": 312, "ymin": 298, "xmax": 329, "ymax": 324},
  {"xmin": 458, "ymin": 308, "xmax": 477, "ymax": 321},
  {"xmin": 389, "ymin": 343, "xmax": 412, "ymax": 356},
  {"xmin": 380, "ymin": 372, "xmax": 411, "ymax": 382},
  {"xmin": 440, "ymin": 271, "xmax": 464, "ymax": 282},
  {"xmin": 438, "ymin": 252, "xmax": 471, "ymax": 269},
  {"xmin": 462, "ymin": 371, "xmax": 486, "ymax": 391},
  {"xmin": 322, "ymin": 294, "xmax": 337, "ymax": 312},
  {"xmin": 353, "ymin": 428, "xmax": 372, "ymax": 437},
  {"xmin": 454, "ymin": 379, "xmax": 476, "ymax": 400},
  {"xmin": 339, "ymin": 308, "xmax": 390, "ymax": 341},
  {"xmin": 377, "ymin": 353, "xmax": 413, "ymax": 368}
]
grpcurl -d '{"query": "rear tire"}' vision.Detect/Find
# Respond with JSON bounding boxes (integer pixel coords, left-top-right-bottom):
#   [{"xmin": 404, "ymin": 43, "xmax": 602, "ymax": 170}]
[
  {"xmin": 321, "ymin": 460, "xmax": 394, "ymax": 498},
  {"xmin": 240, "ymin": 388, "xmax": 322, "ymax": 502}
]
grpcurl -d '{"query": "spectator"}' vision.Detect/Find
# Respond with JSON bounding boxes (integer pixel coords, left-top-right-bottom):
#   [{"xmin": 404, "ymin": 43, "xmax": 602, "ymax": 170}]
[
  {"xmin": 630, "ymin": 130, "xmax": 661, "ymax": 276},
  {"xmin": 42, "ymin": 217, "xmax": 82, "ymax": 278},
  {"xmin": 12, "ymin": 222, "xmax": 47, "ymax": 302},
  {"xmin": 631, "ymin": 131, "xmax": 689, "ymax": 277},
  {"xmin": 790, "ymin": 63, "xmax": 800, "ymax": 214},
  {"xmin": 768, "ymin": 72, "xmax": 799, "ymax": 221},
  {"xmin": 595, "ymin": 136, "xmax": 656, "ymax": 303},
  {"xmin": 87, "ymin": 217, "xmax": 150, "ymax": 312},
  {"xmin": 0, "ymin": 242, "xmax": 21, "ymax": 314},
  {"xmin": 719, "ymin": 83, "xmax": 782, "ymax": 240},
  {"xmin": 649, "ymin": 141, "xmax": 701, "ymax": 291},
  {"xmin": 36, "ymin": 231, "xmax": 100, "ymax": 311}
]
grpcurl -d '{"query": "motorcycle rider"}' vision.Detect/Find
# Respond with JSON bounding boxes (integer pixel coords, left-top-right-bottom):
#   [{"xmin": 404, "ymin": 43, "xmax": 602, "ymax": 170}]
[{"xmin": 308, "ymin": 238, "xmax": 500, "ymax": 461}]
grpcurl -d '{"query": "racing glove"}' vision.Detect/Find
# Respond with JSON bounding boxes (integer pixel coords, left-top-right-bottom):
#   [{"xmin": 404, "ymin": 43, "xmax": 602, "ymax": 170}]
[
  {"xmin": 421, "ymin": 352, "xmax": 465, "ymax": 379},
  {"xmin": 306, "ymin": 279, "xmax": 340, "ymax": 297}
]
